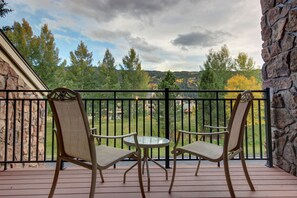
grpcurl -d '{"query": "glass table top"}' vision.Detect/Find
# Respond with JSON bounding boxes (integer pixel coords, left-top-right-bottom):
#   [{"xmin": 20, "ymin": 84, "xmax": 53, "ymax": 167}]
[{"xmin": 124, "ymin": 136, "xmax": 170, "ymax": 148}]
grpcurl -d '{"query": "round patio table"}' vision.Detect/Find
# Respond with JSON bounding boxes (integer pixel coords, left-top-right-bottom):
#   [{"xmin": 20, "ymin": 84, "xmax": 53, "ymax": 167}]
[{"xmin": 123, "ymin": 136, "xmax": 170, "ymax": 191}]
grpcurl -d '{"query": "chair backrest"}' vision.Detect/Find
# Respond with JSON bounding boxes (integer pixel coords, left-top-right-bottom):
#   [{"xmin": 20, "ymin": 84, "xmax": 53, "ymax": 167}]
[
  {"xmin": 226, "ymin": 91, "xmax": 254, "ymax": 152},
  {"xmin": 47, "ymin": 88, "xmax": 93, "ymax": 162}
]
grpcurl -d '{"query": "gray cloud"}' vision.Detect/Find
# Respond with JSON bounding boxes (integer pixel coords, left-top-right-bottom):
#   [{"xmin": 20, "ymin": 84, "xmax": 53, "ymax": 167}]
[
  {"xmin": 127, "ymin": 36, "xmax": 159, "ymax": 52},
  {"xmin": 85, "ymin": 29, "xmax": 130, "ymax": 42},
  {"xmin": 171, "ymin": 30, "xmax": 232, "ymax": 49},
  {"xmin": 141, "ymin": 54, "xmax": 163, "ymax": 64},
  {"xmin": 63, "ymin": 0, "xmax": 178, "ymax": 23}
]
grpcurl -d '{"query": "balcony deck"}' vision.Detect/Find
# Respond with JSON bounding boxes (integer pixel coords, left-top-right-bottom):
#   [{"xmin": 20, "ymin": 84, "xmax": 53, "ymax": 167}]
[{"xmin": 0, "ymin": 161, "xmax": 296, "ymax": 198}]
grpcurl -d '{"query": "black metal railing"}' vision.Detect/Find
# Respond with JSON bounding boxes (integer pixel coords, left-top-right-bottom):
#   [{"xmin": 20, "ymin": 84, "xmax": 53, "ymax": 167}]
[{"xmin": 0, "ymin": 88, "xmax": 272, "ymax": 170}]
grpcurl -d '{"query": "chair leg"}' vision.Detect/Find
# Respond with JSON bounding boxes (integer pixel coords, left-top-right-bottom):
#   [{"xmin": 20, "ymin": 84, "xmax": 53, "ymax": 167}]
[
  {"xmin": 240, "ymin": 151, "xmax": 255, "ymax": 191},
  {"xmin": 99, "ymin": 169, "xmax": 104, "ymax": 183},
  {"xmin": 195, "ymin": 157, "xmax": 201, "ymax": 176},
  {"xmin": 89, "ymin": 165, "xmax": 97, "ymax": 198},
  {"xmin": 49, "ymin": 156, "xmax": 62, "ymax": 198},
  {"xmin": 223, "ymin": 156, "xmax": 235, "ymax": 198},
  {"xmin": 137, "ymin": 154, "xmax": 146, "ymax": 198},
  {"xmin": 168, "ymin": 152, "xmax": 177, "ymax": 193}
]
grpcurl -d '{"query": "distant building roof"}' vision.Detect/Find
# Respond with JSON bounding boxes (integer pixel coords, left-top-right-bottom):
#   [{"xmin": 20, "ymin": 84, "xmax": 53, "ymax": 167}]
[{"xmin": 0, "ymin": 30, "xmax": 48, "ymax": 90}]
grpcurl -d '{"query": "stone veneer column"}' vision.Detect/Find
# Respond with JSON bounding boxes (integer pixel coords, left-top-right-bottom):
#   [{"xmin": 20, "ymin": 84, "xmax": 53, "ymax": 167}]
[
  {"xmin": 261, "ymin": 0, "xmax": 297, "ymax": 176},
  {"xmin": 0, "ymin": 58, "xmax": 45, "ymax": 168}
]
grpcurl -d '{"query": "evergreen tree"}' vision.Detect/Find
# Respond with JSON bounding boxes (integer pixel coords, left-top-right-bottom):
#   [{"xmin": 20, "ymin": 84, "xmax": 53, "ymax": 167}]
[
  {"xmin": 5, "ymin": 19, "xmax": 39, "ymax": 67},
  {"xmin": 0, "ymin": 0, "xmax": 12, "ymax": 18},
  {"xmin": 68, "ymin": 41, "xmax": 95, "ymax": 89},
  {"xmin": 35, "ymin": 24, "xmax": 64, "ymax": 88},
  {"xmin": 158, "ymin": 70, "xmax": 179, "ymax": 98},
  {"xmin": 201, "ymin": 45, "xmax": 234, "ymax": 90},
  {"xmin": 120, "ymin": 48, "xmax": 150, "ymax": 91},
  {"xmin": 98, "ymin": 49, "xmax": 119, "ymax": 89},
  {"xmin": 198, "ymin": 67, "xmax": 216, "ymax": 90}
]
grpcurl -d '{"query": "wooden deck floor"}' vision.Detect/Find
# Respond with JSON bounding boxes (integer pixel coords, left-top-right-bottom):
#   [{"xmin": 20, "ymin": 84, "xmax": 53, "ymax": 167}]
[{"xmin": 0, "ymin": 161, "xmax": 297, "ymax": 198}]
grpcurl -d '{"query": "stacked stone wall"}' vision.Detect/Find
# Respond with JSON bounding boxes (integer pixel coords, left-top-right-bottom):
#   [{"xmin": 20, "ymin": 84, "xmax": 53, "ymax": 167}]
[
  {"xmin": 0, "ymin": 57, "xmax": 45, "ymax": 168},
  {"xmin": 261, "ymin": 0, "xmax": 297, "ymax": 176}
]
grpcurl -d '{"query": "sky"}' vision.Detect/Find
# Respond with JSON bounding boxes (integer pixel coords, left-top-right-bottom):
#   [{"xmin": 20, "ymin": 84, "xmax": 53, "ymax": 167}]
[{"xmin": 2, "ymin": 0, "xmax": 263, "ymax": 71}]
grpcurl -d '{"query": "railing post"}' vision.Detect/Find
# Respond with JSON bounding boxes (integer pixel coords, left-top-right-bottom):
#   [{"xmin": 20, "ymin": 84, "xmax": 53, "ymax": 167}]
[
  {"xmin": 164, "ymin": 88, "xmax": 170, "ymax": 168},
  {"xmin": 264, "ymin": 88, "xmax": 273, "ymax": 167}
]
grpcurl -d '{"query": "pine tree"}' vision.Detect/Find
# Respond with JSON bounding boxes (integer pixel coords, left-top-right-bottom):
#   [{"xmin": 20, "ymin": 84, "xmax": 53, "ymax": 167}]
[
  {"xmin": 5, "ymin": 19, "xmax": 39, "ymax": 67},
  {"xmin": 0, "ymin": 0, "xmax": 12, "ymax": 18},
  {"xmin": 120, "ymin": 48, "xmax": 150, "ymax": 91},
  {"xmin": 201, "ymin": 45, "xmax": 234, "ymax": 90},
  {"xmin": 68, "ymin": 41, "xmax": 95, "ymax": 89},
  {"xmin": 98, "ymin": 49, "xmax": 119, "ymax": 89},
  {"xmin": 35, "ymin": 24, "xmax": 63, "ymax": 88}
]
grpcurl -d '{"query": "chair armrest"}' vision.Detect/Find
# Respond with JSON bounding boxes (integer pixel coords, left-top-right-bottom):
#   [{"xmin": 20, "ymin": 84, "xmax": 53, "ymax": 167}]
[
  {"xmin": 172, "ymin": 130, "xmax": 228, "ymax": 151},
  {"xmin": 91, "ymin": 132, "xmax": 137, "ymax": 140},
  {"xmin": 90, "ymin": 128, "xmax": 97, "ymax": 134},
  {"xmin": 204, "ymin": 125, "xmax": 227, "ymax": 130},
  {"xmin": 178, "ymin": 130, "xmax": 228, "ymax": 136},
  {"xmin": 91, "ymin": 133, "xmax": 141, "ymax": 154}
]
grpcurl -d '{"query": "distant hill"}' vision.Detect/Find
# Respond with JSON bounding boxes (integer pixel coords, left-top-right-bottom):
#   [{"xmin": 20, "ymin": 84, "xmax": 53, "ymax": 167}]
[
  {"xmin": 144, "ymin": 69, "xmax": 262, "ymax": 90},
  {"xmin": 145, "ymin": 70, "xmax": 200, "ymax": 90}
]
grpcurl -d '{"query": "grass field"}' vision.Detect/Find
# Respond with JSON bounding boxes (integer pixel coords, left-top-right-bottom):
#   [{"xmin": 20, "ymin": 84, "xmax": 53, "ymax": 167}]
[{"xmin": 44, "ymin": 113, "xmax": 267, "ymax": 160}]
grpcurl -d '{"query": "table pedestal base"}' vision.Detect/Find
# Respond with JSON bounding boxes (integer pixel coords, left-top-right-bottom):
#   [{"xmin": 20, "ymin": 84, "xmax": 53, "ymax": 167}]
[{"xmin": 123, "ymin": 148, "xmax": 168, "ymax": 191}]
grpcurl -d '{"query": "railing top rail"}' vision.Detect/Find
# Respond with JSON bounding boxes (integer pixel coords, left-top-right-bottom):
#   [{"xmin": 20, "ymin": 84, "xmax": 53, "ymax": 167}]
[{"xmin": 0, "ymin": 89, "xmax": 268, "ymax": 93}]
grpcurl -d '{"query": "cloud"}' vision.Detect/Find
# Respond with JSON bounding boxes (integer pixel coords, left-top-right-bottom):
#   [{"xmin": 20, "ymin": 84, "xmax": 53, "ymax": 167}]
[
  {"xmin": 85, "ymin": 29, "xmax": 131, "ymax": 43},
  {"xmin": 61, "ymin": 0, "xmax": 179, "ymax": 24},
  {"xmin": 4, "ymin": 0, "xmax": 263, "ymax": 71},
  {"xmin": 127, "ymin": 36, "xmax": 159, "ymax": 52},
  {"xmin": 171, "ymin": 30, "xmax": 232, "ymax": 50}
]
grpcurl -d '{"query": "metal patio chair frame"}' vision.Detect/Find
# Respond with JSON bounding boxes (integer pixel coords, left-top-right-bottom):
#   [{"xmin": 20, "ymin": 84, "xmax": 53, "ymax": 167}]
[
  {"xmin": 169, "ymin": 91, "xmax": 255, "ymax": 198},
  {"xmin": 48, "ymin": 88, "xmax": 145, "ymax": 198}
]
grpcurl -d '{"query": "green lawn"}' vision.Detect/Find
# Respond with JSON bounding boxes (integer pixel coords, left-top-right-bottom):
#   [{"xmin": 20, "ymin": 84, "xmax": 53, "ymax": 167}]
[{"xmin": 44, "ymin": 115, "xmax": 267, "ymax": 160}]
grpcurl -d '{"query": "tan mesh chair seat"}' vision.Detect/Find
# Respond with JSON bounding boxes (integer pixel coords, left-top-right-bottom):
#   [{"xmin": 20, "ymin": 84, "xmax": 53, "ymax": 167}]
[
  {"xmin": 47, "ymin": 88, "xmax": 145, "ymax": 198},
  {"xmin": 179, "ymin": 141, "xmax": 223, "ymax": 161},
  {"xmin": 96, "ymin": 145, "xmax": 135, "ymax": 168},
  {"xmin": 169, "ymin": 91, "xmax": 255, "ymax": 198}
]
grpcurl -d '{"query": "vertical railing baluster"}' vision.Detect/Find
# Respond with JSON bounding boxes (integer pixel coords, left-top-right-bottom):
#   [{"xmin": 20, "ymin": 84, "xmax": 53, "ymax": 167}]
[
  {"xmin": 99, "ymin": 100, "xmax": 102, "ymax": 136},
  {"xmin": 209, "ymin": 99, "xmax": 213, "ymax": 143},
  {"xmin": 258, "ymin": 100, "xmax": 263, "ymax": 159},
  {"xmin": 216, "ymin": 92, "xmax": 219, "ymax": 145},
  {"xmin": 113, "ymin": 92, "xmax": 116, "ymax": 149},
  {"xmin": 28, "ymin": 100, "xmax": 32, "ymax": 162},
  {"xmin": 36, "ymin": 100, "xmax": 40, "ymax": 161},
  {"xmin": 44, "ymin": 100, "xmax": 48, "ymax": 162},
  {"xmin": 106, "ymin": 100, "xmax": 109, "ymax": 146},
  {"xmin": 143, "ymin": 99, "xmax": 145, "ymax": 137},
  {"xmin": 136, "ymin": 96, "xmax": 138, "ymax": 133},
  {"xmin": 150, "ymin": 99, "xmax": 153, "ymax": 137},
  {"xmin": 51, "ymin": 113, "xmax": 55, "ymax": 161},
  {"xmin": 4, "ymin": 91, "xmax": 9, "ymax": 170},
  {"xmin": 164, "ymin": 88, "xmax": 170, "ymax": 168},
  {"xmin": 12, "ymin": 98, "xmax": 16, "ymax": 163},
  {"xmin": 251, "ymin": 100, "xmax": 256, "ymax": 159},
  {"xmin": 92, "ymin": 100, "xmax": 95, "ymax": 128},
  {"xmin": 121, "ymin": 99, "xmax": 124, "ymax": 148},
  {"xmin": 21, "ymin": 99, "xmax": 24, "ymax": 162}
]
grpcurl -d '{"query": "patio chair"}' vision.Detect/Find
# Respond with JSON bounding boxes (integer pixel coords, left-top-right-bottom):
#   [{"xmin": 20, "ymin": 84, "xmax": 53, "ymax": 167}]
[
  {"xmin": 169, "ymin": 91, "xmax": 255, "ymax": 198},
  {"xmin": 47, "ymin": 88, "xmax": 145, "ymax": 198}
]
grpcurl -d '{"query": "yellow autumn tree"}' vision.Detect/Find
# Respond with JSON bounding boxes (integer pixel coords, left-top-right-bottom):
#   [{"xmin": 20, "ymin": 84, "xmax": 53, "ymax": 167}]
[{"xmin": 224, "ymin": 74, "xmax": 263, "ymax": 125}]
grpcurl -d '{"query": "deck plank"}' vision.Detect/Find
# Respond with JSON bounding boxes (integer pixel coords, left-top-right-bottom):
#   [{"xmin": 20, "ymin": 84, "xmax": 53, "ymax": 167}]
[{"xmin": 0, "ymin": 162, "xmax": 296, "ymax": 198}]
